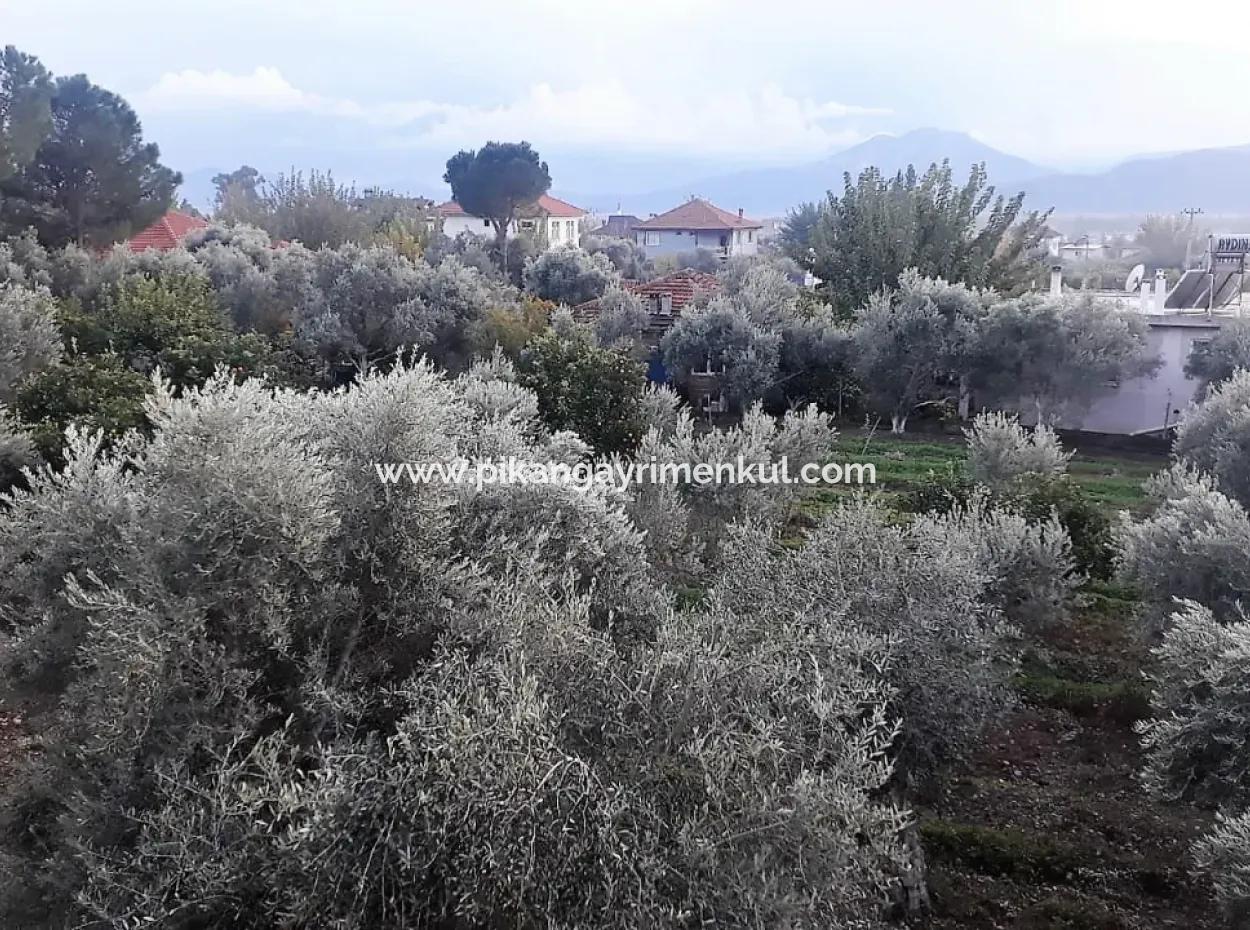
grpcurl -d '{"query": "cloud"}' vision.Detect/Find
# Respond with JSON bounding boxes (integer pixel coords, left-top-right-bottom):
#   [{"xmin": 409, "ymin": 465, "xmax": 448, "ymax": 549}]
[{"xmin": 138, "ymin": 67, "xmax": 890, "ymax": 160}]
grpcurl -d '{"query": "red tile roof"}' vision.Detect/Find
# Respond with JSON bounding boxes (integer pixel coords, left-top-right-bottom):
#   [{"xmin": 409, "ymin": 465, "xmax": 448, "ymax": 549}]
[
  {"xmin": 633, "ymin": 198, "xmax": 762, "ymax": 231},
  {"xmin": 629, "ymin": 269, "xmax": 722, "ymax": 309},
  {"xmin": 574, "ymin": 269, "xmax": 722, "ymax": 321},
  {"xmin": 435, "ymin": 194, "xmax": 585, "ymax": 219},
  {"xmin": 125, "ymin": 210, "xmax": 210, "ymax": 252}
]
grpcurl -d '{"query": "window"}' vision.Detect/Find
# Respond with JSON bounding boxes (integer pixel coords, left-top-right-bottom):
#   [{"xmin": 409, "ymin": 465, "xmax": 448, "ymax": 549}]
[
  {"xmin": 748, "ymin": 230, "xmax": 754, "ymax": 243},
  {"xmin": 644, "ymin": 231, "xmax": 661, "ymax": 246},
  {"xmin": 482, "ymin": 219, "xmax": 491, "ymax": 228},
  {"xmin": 566, "ymin": 220, "xmax": 575, "ymax": 237}
]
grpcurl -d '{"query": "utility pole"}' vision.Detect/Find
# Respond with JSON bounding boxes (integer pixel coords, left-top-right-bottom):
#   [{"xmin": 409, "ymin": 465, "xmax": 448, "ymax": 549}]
[{"xmin": 1181, "ymin": 207, "xmax": 1204, "ymax": 269}]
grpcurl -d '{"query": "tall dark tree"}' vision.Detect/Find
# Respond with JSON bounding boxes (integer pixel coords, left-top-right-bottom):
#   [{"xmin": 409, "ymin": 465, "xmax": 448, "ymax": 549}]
[
  {"xmin": 0, "ymin": 46, "xmax": 53, "ymax": 181},
  {"xmin": 211, "ymin": 164, "xmax": 265, "ymax": 221},
  {"xmin": 0, "ymin": 68, "xmax": 179, "ymax": 248},
  {"xmin": 782, "ymin": 161, "xmax": 1050, "ymax": 314},
  {"xmin": 443, "ymin": 141, "xmax": 550, "ymax": 267}
]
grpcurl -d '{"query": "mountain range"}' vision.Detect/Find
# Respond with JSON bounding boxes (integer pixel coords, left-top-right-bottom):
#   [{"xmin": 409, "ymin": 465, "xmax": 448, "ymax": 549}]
[
  {"xmin": 176, "ymin": 128, "xmax": 1250, "ymax": 223},
  {"xmin": 595, "ymin": 130, "xmax": 1250, "ymax": 220}
]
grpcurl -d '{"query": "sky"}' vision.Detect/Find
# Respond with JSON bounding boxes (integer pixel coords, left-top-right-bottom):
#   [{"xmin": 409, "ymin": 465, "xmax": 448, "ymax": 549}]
[{"xmin": 3, "ymin": 0, "xmax": 1248, "ymax": 204}]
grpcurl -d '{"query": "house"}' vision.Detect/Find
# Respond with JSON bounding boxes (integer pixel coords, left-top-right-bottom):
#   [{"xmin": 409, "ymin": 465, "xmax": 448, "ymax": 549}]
[
  {"xmin": 574, "ymin": 269, "xmax": 721, "ymax": 346},
  {"xmin": 633, "ymin": 198, "xmax": 762, "ymax": 261},
  {"xmin": 1058, "ymin": 240, "xmax": 1108, "ymax": 262},
  {"xmin": 575, "ymin": 269, "xmax": 725, "ymax": 413},
  {"xmin": 125, "ymin": 210, "xmax": 209, "ymax": 252},
  {"xmin": 1060, "ymin": 313, "xmax": 1227, "ymax": 436},
  {"xmin": 434, "ymin": 194, "xmax": 587, "ymax": 248},
  {"xmin": 588, "ymin": 214, "xmax": 643, "ymax": 240}
]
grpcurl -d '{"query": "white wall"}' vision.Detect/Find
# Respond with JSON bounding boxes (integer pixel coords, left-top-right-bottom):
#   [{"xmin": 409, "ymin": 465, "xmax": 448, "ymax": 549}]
[
  {"xmin": 441, "ymin": 213, "xmax": 584, "ymax": 249},
  {"xmin": 638, "ymin": 227, "xmax": 760, "ymax": 259},
  {"xmin": 1061, "ymin": 320, "xmax": 1220, "ymax": 435}
]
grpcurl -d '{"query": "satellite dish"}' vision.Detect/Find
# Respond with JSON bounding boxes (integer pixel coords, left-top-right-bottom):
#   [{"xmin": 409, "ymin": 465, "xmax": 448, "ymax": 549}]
[{"xmin": 1125, "ymin": 263, "xmax": 1146, "ymax": 293}]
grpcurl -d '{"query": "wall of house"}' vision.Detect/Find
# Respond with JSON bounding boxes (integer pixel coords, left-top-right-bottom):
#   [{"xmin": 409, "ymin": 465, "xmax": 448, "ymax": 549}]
[
  {"xmin": 638, "ymin": 228, "xmax": 760, "ymax": 259},
  {"xmin": 1060, "ymin": 320, "xmax": 1219, "ymax": 435},
  {"xmin": 545, "ymin": 215, "xmax": 583, "ymax": 247},
  {"xmin": 440, "ymin": 214, "xmax": 584, "ymax": 249}
]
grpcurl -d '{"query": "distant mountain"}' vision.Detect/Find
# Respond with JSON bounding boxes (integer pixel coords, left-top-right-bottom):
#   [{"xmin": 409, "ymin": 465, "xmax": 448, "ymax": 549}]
[
  {"xmin": 1021, "ymin": 145, "xmax": 1250, "ymax": 214},
  {"xmin": 615, "ymin": 129, "xmax": 1051, "ymax": 217}
]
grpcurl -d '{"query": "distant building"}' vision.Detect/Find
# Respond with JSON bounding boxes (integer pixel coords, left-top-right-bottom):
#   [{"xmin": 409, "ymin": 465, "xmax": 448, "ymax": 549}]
[
  {"xmin": 633, "ymin": 198, "xmax": 762, "ymax": 261},
  {"xmin": 1062, "ymin": 313, "xmax": 1225, "ymax": 436},
  {"xmin": 125, "ymin": 210, "xmax": 209, "ymax": 252},
  {"xmin": 587, "ymin": 214, "xmax": 642, "ymax": 240},
  {"xmin": 575, "ymin": 268, "xmax": 726, "ymax": 414},
  {"xmin": 434, "ymin": 194, "xmax": 587, "ymax": 248}
]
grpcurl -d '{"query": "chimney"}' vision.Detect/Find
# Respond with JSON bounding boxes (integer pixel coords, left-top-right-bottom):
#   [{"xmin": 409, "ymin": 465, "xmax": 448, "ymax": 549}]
[
  {"xmin": 1049, "ymin": 265, "xmax": 1062, "ymax": 297},
  {"xmin": 1154, "ymin": 269, "xmax": 1168, "ymax": 314},
  {"xmin": 738, "ymin": 207, "xmax": 744, "ymax": 218},
  {"xmin": 1140, "ymin": 278, "xmax": 1152, "ymax": 315}
]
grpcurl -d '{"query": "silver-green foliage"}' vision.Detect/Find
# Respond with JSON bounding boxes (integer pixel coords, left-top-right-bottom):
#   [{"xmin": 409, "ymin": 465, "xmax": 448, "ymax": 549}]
[
  {"xmin": 1194, "ymin": 811, "xmax": 1250, "ymax": 923},
  {"xmin": 0, "ymin": 360, "xmax": 907, "ymax": 929},
  {"xmin": 964, "ymin": 411, "xmax": 1071, "ymax": 489},
  {"xmin": 714, "ymin": 497, "xmax": 1017, "ymax": 780},
  {"xmin": 1174, "ymin": 367, "xmax": 1250, "ymax": 510},
  {"xmin": 0, "ymin": 282, "xmax": 61, "ymax": 403},
  {"xmin": 917, "ymin": 491, "xmax": 1078, "ymax": 628},
  {"xmin": 1115, "ymin": 465, "xmax": 1250, "ymax": 618}
]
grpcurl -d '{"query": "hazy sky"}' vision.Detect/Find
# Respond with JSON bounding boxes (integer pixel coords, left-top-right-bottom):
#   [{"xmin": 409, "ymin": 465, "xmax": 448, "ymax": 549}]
[{"xmin": 4, "ymin": 0, "xmax": 1247, "ymax": 197}]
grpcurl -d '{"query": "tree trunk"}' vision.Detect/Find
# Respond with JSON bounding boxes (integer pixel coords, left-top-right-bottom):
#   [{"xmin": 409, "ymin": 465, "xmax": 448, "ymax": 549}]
[
  {"xmin": 493, "ymin": 218, "xmax": 510, "ymax": 275},
  {"xmin": 891, "ymin": 412, "xmax": 908, "ymax": 434},
  {"xmin": 898, "ymin": 822, "xmax": 931, "ymax": 917},
  {"xmin": 958, "ymin": 374, "xmax": 971, "ymax": 420}
]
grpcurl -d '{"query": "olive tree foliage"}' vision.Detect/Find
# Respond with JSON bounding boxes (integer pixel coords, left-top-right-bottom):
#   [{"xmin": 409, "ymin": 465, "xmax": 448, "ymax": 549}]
[
  {"xmin": 713, "ymin": 497, "xmax": 1017, "ymax": 782},
  {"xmin": 593, "ymin": 284, "xmax": 649, "ymax": 347},
  {"xmin": 0, "ymin": 360, "xmax": 914, "ymax": 929},
  {"xmin": 917, "ymin": 491, "xmax": 1078, "ymax": 629},
  {"xmin": 522, "ymin": 244, "xmax": 619, "ymax": 305},
  {"xmin": 0, "ymin": 282, "xmax": 61, "ymax": 403},
  {"xmin": 1195, "ymin": 811, "xmax": 1250, "ymax": 924},
  {"xmin": 850, "ymin": 270, "xmax": 983, "ymax": 433},
  {"xmin": 660, "ymin": 297, "xmax": 782, "ymax": 411},
  {"xmin": 1115, "ymin": 465, "xmax": 1250, "ymax": 620},
  {"xmin": 1140, "ymin": 600, "xmax": 1250, "ymax": 806},
  {"xmin": 964, "ymin": 411, "xmax": 1071, "ymax": 489},
  {"xmin": 1138, "ymin": 599, "xmax": 1250, "ymax": 922},
  {"xmin": 969, "ymin": 293, "xmax": 1160, "ymax": 424},
  {"xmin": 1184, "ymin": 317, "xmax": 1250, "ymax": 394},
  {"xmin": 1174, "ymin": 367, "xmax": 1250, "ymax": 511},
  {"xmin": 582, "ymin": 234, "xmax": 650, "ymax": 280},
  {"xmin": 627, "ymin": 403, "xmax": 837, "ymax": 573}
]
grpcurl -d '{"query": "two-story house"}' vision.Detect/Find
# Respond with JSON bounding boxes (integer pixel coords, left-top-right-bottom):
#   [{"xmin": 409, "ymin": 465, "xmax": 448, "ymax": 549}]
[
  {"xmin": 434, "ymin": 194, "xmax": 587, "ymax": 249},
  {"xmin": 633, "ymin": 198, "xmax": 762, "ymax": 261}
]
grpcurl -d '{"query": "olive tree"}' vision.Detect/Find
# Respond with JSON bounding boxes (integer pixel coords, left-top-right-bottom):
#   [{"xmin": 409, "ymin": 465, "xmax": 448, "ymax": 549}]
[
  {"xmin": 0, "ymin": 282, "xmax": 61, "ymax": 402},
  {"xmin": 0, "ymin": 359, "xmax": 912, "ymax": 929},
  {"xmin": 1174, "ymin": 368, "xmax": 1250, "ymax": 510},
  {"xmin": 522, "ymin": 244, "xmax": 618, "ymax": 305}
]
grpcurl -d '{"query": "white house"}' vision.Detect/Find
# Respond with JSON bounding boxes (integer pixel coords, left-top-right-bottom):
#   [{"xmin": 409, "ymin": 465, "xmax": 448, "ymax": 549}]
[
  {"xmin": 633, "ymin": 198, "xmax": 763, "ymax": 261},
  {"xmin": 434, "ymin": 194, "xmax": 588, "ymax": 249}
]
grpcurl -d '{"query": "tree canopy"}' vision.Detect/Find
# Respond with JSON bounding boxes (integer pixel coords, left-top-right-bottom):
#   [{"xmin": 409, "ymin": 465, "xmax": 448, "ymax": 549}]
[
  {"xmin": 782, "ymin": 161, "xmax": 1050, "ymax": 314},
  {"xmin": 0, "ymin": 53, "xmax": 179, "ymax": 248},
  {"xmin": 0, "ymin": 45, "xmax": 53, "ymax": 182},
  {"xmin": 443, "ymin": 141, "xmax": 550, "ymax": 263}
]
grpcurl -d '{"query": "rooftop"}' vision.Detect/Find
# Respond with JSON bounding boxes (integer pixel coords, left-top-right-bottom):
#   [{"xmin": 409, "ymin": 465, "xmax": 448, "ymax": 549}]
[
  {"xmin": 634, "ymin": 198, "xmax": 763, "ymax": 231},
  {"xmin": 436, "ymin": 193, "xmax": 586, "ymax": 219},
  {"xmin": 126, "ymin": 210, "xmax": 210, "ymax": 252}
]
